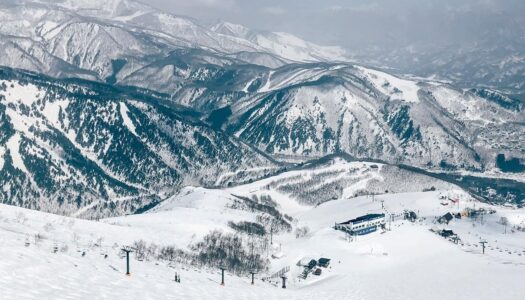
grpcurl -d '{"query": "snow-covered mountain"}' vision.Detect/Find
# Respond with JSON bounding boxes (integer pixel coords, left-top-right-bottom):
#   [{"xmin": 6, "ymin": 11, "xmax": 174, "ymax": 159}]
[
  {"xmin": 0, "ymin": 0, "xmax": 523, "ymax": 218},
  {"xmin": 0, "ymin": 0, "xmax": 350, "ymax": 83},
  {"xmin": 34, "ymin": 0, "xmax": 152, "ymax": 18},
  {"xmin": 352, "ymin": 31, "xmax": 525, "ymax": 98},
  {"xmin": 0, "ymin": 67, "xmax": 276, "ymax": 218},
  {"xmin": 84, "ymin": 44, "xmax": 521, "ymax": 174},
  {"xmin": 0, "ymin": 0, "xmax": 522, "ymax": 172},
  {"xmin": 213, "ymin": 63, "xmax": 523, "ymax": 172},
  {"xmin": 1, "ymin": 2, "xmax": 524, "ymax": 299},
  {"xmin": 210, "ymin": 21, "xmax": 348, "ymax": 63}
]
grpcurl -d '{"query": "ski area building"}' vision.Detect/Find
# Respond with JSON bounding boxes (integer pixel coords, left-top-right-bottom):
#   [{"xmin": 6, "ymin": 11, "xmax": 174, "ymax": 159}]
[{"xmin": 334, "ymin": 213, "xmax": 386, "ymax": 235}]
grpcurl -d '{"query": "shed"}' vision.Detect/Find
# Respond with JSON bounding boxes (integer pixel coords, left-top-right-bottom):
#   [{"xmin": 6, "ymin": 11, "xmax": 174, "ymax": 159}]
[
  {"xmin": 438, "ymin": 212, "xmax": 454, "ymax": 224},
  {"xmin": 440, "ymin": 229, "xmax": 455, "ymax": 238},
  {"xmin": 297, "ymin": 257, "xmax": 315, "ymax": 267},
  {"xmin": 318, "ymin": 258, "xmax": 331, "ymax": 268},
  {"xmin": 404, "ymin": 211, "xmax": 417, "ymax": 222},
  {"xmin": 308, "ymin": 259, "xmax": 317, "ymax": 269}
]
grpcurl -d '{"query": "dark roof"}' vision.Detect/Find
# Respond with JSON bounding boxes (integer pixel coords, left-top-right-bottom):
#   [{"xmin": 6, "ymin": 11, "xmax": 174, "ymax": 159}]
[
  {"xmin": 340, "ymin": 213, "xmax": 385, "ymax": 225},
  {"xmin": 319, "ymin": 258, "xmax": 331, "ymax": 263},
  {"xmin": 441, "ymin": 229, "xmax": 455, "ymax": 236},
  {"xmin": 441, "ymin": 212, "xmax": 454, "ymax": 220}
]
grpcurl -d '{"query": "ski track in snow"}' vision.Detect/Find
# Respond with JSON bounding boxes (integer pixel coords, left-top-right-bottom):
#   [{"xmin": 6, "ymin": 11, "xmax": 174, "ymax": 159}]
[
  {"xmin": 0, "ymin": 146, "xmax": 5, "ymax": 170},
  {"xmin": 5, "ymin": 133, "xmax": 29, "ymax": 175},
  {"xmin": 357, "ymin": 66, "xmax": 420, "ymax": 103},
  {"xmin": 119, "ymin": 102, "xmax": 139, "ymax": 137}
]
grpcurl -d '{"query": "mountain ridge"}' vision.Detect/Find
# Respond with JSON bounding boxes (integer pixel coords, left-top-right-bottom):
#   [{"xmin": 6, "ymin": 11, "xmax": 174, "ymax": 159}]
[
  {"xmin": 0, "ymin": 66, "xmax": 277, "ymax": 218},
  {"xmin": 0, "ymin": 0, "xmax": 523, "ymax": 218}
]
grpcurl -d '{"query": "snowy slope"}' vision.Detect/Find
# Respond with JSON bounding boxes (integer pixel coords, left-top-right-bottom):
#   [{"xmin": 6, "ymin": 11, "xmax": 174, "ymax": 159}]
[
  {"xmin": 0, "ymin": 160, "xmax": 524, "ymax": 299},
  {"xmin": 0, "ymin": 68, "xmax": 275, "ymax": 218},
  {"xmin": 220, "ymin": 158, "xmax": 457, "ymax": 207}
]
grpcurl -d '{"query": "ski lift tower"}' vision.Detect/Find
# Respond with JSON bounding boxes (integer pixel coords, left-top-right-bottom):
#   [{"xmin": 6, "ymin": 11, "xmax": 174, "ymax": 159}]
[
  {"xmin": 121, "ymin": 246, "xmax": 134, "ymax": 276},
  {"xmin": 250, "ymin": 270, "xmax": 257, "ymax": 285},
  {"xmin": 280, "ymin": 275, "xmax": 287, "ymax": 289},
  {"xmin": 479, "ymin": 240, "xmax": 488, "ymax": 254},
  {"xmin": 219, "ymin": 265, "xmax": 227, "ymax": 286}
]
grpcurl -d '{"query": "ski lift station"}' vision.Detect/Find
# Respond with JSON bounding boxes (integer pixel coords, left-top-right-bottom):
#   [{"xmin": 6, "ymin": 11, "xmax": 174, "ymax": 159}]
[{"xmin": 334, "ymin": 213, "xmax": 386, "ymax": 235}]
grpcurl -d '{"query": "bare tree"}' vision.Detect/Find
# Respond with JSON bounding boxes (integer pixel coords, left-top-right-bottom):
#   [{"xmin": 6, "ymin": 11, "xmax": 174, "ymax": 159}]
[
  {"xmin": 43, "ymin": 222, "xmax": 54, "ymax": 232},
  {"xmin": 34, "ymin": 233, "xmax": 43, "ymax": 245},
  {"xmin": 499, "ymin": 217, "xmax": 509, "ymax": 234},
  {"xmin": 16, "ymin": 212, "xmax": 27, "ymax": 224},
  {"xmin": 294, "ymin": 226, "xmax": 310, "ymax": 239}
]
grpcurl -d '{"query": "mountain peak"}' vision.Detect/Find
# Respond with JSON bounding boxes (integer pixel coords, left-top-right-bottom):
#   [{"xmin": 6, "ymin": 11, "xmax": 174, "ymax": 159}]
[
  {"xmin": 32, "ymin": 0, "xmax": 153, "ymax": 17},
  {"xmin": 211, "ymin": 21, "xmax": 251, "ymax": 39},
  {"xmin": 210, "ymin": 21, "xmax": 349, "ymax": 63}
]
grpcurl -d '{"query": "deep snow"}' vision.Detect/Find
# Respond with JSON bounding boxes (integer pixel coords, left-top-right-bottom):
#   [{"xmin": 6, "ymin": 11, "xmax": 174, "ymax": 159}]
[{"xmin": 0, "ymin": 173, "xmax": 524, "ymax": 299}]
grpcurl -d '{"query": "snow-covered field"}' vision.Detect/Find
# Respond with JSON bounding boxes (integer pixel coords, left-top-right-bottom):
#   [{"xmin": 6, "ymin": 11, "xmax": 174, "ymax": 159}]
[{"xmin": 1, "ymin": 164, "xmax": 524, "ymax": 299}]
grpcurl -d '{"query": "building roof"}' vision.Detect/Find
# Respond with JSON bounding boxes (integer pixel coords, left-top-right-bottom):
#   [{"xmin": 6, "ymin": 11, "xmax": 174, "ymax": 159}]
[
  {"xmin": 339, "ymin": 213, "xmax": 385, "ymax": 225},
  {"xmin": 319, "ymin": 258, "xmax": 331, "ymax": 263},
  {"xmin": 440, "ymin": 212, "xmax": 454, "ymax": 221},
  {"xmin": 441, "ymin": 229, "xmax": 455, "ymax": 236},
  {"xmin": 298, "ymin": 257, "xmax": 316, "ymax": 266}
]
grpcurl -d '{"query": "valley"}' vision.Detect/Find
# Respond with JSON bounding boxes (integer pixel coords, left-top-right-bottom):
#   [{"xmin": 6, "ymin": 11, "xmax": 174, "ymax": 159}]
[{"xmin": 0, "ymin": 1, "xmax": 523, "ymax": 299}]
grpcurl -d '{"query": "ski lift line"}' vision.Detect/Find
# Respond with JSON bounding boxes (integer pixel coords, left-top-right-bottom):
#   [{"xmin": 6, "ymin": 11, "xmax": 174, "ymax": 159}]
[
  {"xmin": 263, "ymin": 266, "xmax": 290, "ymax": 281},
  {"xmin": 21, "ymin": 233, "xmax": 130, "ymax": 255},
  {"xmin": 0, "ymin": 222, "xmax": 154, "ymax": 253}
]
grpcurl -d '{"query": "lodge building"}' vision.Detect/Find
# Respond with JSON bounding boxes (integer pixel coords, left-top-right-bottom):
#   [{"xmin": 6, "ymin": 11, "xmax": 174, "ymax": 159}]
[{"xmin": 334, "ymin": 213, "xmax": 386, "ymax": 235}]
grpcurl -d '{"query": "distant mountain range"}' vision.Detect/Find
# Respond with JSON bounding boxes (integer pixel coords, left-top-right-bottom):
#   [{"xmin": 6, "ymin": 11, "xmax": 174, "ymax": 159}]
[
  {"xmin": 352, "ymin": 39, "xmax": 525, "ymax": 99},
  {"xmin": 0, "ymin": 0, "xmax": 348, "ymax": 81},
  {"xmin": 0, "ymin": 0, "xmax": 523, "ymax": 217}
]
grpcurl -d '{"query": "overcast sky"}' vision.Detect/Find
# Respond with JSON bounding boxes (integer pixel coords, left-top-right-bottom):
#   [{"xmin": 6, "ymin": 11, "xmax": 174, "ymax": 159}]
[{"xmin": 145, "ymin": 0, "xmax": 525, "ymax": 53}]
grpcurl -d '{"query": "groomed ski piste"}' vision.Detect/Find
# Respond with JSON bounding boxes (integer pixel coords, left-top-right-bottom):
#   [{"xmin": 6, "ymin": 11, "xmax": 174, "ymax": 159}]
[{"xmin": 1, "ymin": 159, "xmax": 524, "ymax": 299}]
